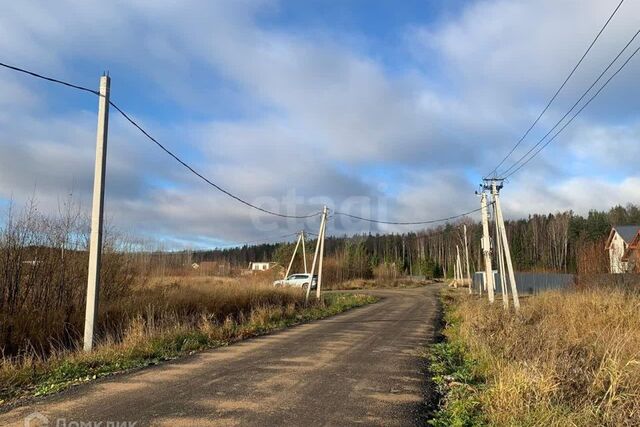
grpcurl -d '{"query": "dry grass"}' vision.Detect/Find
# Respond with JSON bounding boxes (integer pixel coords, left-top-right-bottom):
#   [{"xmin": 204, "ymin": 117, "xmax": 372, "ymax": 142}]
[
  {"xmin": 440, "ymin": 288, "xmax": 640, "ymax": 426},
  {"xmin": 0, "ymin": 277, "xmax": 376, "ymax": 404},
  {"xmin": 0, "ymin": 202, "xmax": 378, "ymax": 405},
  {"xmin": 326, "ymin": 277, "xmax": 437, "ymax": 290}
]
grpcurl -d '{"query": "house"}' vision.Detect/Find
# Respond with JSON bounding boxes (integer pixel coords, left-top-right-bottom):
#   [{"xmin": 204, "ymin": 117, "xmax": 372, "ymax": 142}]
[
  {"xmin": 605, "ymin": 225, "xmax": 640, "ymax": 273},
  {"xmin": 248, "ymin": 262, "xmax": 278, "ymax": 271},
  {"xmin": 621, "ymin": 230, "xmax": 640, "ymax": 273}
]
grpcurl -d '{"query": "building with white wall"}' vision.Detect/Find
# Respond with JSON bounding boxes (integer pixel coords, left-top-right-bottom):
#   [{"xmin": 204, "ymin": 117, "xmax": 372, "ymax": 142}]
[
  {"xmin": 605, "ymin": 225, "xmax": 640, "ymax": 273},
  {"xmin": 249, "ymin": 262, "xmax": 277, "ymax": 271}
]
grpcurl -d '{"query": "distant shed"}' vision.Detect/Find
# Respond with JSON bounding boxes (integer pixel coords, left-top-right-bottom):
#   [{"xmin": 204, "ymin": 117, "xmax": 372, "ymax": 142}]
[{"xmin": 248, "ymin": 262, "xmax": 278, "ymax": 271}]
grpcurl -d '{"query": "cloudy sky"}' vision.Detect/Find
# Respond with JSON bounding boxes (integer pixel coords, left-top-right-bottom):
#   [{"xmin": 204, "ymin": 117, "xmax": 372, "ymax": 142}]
[{"xmin": 1, "ymin": 0, "xmax": 639, "ymax": 248}]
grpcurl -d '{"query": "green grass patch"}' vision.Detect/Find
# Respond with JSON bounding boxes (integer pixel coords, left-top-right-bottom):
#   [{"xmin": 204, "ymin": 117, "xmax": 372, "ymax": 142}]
[{"xmin": 427, "ymin": 291, "xmax": 487, "ymax": 427}]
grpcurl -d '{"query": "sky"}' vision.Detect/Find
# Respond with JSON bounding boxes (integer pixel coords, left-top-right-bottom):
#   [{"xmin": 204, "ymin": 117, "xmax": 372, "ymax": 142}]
[{"xmin": 1, "ymin": 0, "xmax": 639, "ymax": 249}]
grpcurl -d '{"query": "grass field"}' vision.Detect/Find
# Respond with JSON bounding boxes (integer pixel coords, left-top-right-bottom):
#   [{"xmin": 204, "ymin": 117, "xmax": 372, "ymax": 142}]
[
  {"xmin": 429, "ymin": 287, "xmax": 640, "ymax": 426},
  {"xmin": 0, "ymin": 276, "xmax": 376, "ymax": 405}
]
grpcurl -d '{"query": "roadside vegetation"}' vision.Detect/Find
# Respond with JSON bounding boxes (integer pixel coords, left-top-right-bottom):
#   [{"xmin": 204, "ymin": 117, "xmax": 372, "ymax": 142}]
[
  {"xmin": 429, "ymin": 288, "xmax": 640, "ymax": 426},
  {"xmin": 0, "ymin": 284, "xmax": 375, "ymax": 404},
  {"xmin": 0, "ymin": 200, "xmax": 377, "ymax": 405},
  {"xmin": 326, "ymin": 277, "xmax": 437, "ymax": 290}
]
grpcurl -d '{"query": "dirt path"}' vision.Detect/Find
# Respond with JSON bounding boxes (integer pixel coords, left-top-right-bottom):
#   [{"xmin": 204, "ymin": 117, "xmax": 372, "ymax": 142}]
[{"xmin": 2, "ymin": 286, "xmax": 441, "ymax": 426}]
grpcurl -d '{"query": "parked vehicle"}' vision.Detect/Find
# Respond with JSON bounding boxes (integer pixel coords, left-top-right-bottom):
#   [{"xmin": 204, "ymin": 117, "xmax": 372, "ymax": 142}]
[{"xmin": 273, "ymin": 273, "xmax": 318, "ymax": 290}]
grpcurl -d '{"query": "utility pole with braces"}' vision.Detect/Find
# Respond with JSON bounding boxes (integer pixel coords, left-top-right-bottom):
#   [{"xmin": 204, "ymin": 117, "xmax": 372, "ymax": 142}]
[
  {"xmin": 306, "ymin": 206, "xmax": 328, "ymax": 302},
  {"xmin": 484, "ymin": 179, "xmax": 520, "ymax": 311},
  {"xmin": 478, "ymin": 190, "xmax": 495, "ymax": 303}
]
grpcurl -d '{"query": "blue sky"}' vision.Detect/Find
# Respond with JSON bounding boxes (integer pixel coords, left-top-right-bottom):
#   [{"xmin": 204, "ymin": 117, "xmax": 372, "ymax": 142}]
[{"xmin": 1, "ymin": 0, "xmax": 639, "ymax": 249}]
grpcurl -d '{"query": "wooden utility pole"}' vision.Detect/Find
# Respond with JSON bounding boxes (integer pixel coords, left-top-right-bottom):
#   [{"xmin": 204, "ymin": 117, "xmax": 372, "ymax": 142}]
[
  {"xmin": 463, "ymin": 225, "xmax": 472, "ymax": 294},
  {"xmin": 480, "ymin": 191, "xmax": 495, "ymax": 303},
  {"xmin": 83, "ymin": 75, "xmax": 110, "ymax": 352}
]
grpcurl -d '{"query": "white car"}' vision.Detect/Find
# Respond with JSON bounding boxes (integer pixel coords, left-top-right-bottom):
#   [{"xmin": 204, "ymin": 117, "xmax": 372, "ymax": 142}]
[{"xmin": 273, "ymin": 273, "xmax": 318, "ymax": 290}]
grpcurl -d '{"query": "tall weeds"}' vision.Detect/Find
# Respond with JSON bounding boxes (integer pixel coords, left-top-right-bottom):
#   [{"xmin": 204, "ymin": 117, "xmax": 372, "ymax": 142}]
[
  {"xmin": 0, "ymin": 199, "xmax": 138, "ymax": 357},
  {"xmin": 0, "ymin": 200, "xmax": 325, "ymax": 361},
  {"xmin": 445, "ymin": 288, "xmax": 640, "ymax": 426}
]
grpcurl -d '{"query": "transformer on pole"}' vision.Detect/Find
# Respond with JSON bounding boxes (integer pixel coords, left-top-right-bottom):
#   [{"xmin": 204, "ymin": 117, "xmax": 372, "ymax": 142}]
[{"xmin": 483, "ymin": 179, "xmax": 520, "ymax": 311}]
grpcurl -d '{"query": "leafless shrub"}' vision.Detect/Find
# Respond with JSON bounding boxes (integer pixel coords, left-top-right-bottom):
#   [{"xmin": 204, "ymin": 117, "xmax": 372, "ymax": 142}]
[
  {"xmin": 0, "ymin": 198, "xmax": 141, "ymax": 357},
  {"xmin": 0, "ymin": 198, "xmax": 320, "ymax": 364}
]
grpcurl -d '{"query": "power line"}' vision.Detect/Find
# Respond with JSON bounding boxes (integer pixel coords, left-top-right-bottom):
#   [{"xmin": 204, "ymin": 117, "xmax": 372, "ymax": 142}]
[
  {"xmin": 501, "ymin": 28, "xmax": 640, "ymax": 177},
  {"xmin": 333, "ymin": 205, "xmax": 484, "ymax": 225},
  {"xmin": 0, "ymin": 61, "xmax": 322, "ymax": 219},
  {"xmin": 0, "ymin": 60, "xmax": 508, "ymax": 224},
  {"xmin": 484, "ymin": 0, "xmax": 626, "ymax": 179},
  {"xmin": 318, "ymin": 218, "xmax": 475, "ymax": 244},
  {"xmin": 108, "ymin": 101, "xmax": 322, "ymax": 219},
  {"xmin": 0, "ymin": 61, "xmax": 99, "ymax": 95},
  {"xmin": 503, "ymin": 41, "xmax": 640, "ymax": 178}
]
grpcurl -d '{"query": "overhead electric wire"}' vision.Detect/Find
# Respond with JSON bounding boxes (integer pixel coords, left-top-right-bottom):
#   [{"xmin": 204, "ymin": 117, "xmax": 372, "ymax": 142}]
[
  {"xmin": 0, "ymin": 60, "xmax": 322, "ymax": 219},
  {"xmin": 502, "ymin": 41, "xmax": 640, "ymax": 178},
  {"xmin": 107, "ymin": 101, "xmax": 322, "ymax": 219},
  {"xmin": 0, "ymin": 60, "xmax": 501, "ymax": 226},
  {"xmin": 333, "ymin": 205, "xmax": 485, "ymax": 225},
  {"xmin": 0, "ymin": 61, "xmax": 100, "ymax": 95},
  {"xmin": 484, "ymin": 0, "xmax": 626, "ymax": 179},
  {"xmin": 500, "ymin": 28, "xmax": 640, "ymax": 178}
]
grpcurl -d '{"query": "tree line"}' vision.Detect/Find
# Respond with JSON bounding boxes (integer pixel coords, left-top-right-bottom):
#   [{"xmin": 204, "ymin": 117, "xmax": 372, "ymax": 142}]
[{"xmin": 192, "ymin": 204, "xmax": 640, "ymax": 277}]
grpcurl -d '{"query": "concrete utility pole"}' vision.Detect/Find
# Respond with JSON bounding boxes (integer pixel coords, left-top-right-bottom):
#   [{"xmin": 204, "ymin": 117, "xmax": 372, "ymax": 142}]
[
  {"xmin": 456, "ymin": 245, "xmax": 462, "ymax": 288},
  {"xmin": 83, "ymin": 75, "xmax": 110, "ymax": 352},
  {"xmin": 490, "ymin": 181, "xmax": 520, "ymax": 311},
  {"xmin": 301, "ymin": 230, "xmax": 307, "ymax": 273},
  {"xmin": 492, "ymin": 199, "xmax": 509, "ymax": 309},
  {"xmin": 452, "ymin": 254, "xmax": 458, "ymax": 287},
  {"xmin": 316, "ymin": 206, "xmax": 328, "ymax": 300},
  {"xmin": 480, "ymin": 192, "xmax": 495, "ymax": 303},
  {"xmin": 463, "ymin": 225, "xmax": 472, "ymax": 294},
  {"xmin": 453, "ymin": 249, "xmax": 458, "ymax": 287},
  {"xmin": 285, "ymin": 232, "xmax": 303, "ymax": 279},
  {"xmin": 306, "ymin": 207, "xmax": 327, "ymax": 302}
]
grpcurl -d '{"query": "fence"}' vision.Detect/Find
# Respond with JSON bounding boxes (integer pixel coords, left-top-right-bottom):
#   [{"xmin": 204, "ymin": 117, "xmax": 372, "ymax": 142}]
[
  {"xmin": 575, "ymin": 273, "xmax": 640, "ymax": 291},
  {"xmin": 473, "ymin": 271, "xmax": 576, "ymax": 295}
]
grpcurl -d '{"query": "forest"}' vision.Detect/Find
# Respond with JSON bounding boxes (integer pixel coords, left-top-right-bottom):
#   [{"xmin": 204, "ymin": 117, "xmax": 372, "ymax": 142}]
[{"xmin": 189, "ymin": 204, "xmax": 640, "ymax": 279}]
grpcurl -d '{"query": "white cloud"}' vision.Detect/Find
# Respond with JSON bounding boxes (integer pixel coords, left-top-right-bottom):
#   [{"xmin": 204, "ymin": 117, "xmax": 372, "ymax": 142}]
[{"xmin": 1, "ymin": 0, "xmax": 640, "ymax": 246}]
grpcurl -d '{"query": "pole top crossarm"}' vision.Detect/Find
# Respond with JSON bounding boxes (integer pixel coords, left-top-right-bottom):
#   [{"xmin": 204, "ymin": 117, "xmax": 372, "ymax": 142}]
[{"xmin": 482, "ymin": 178, "xmax": 504, "ymax": 192}]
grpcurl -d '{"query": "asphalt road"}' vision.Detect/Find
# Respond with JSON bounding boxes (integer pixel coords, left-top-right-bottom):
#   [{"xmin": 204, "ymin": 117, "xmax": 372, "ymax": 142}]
[{"xmin": 2, "ymin": 286, "xmax": 441, "ymax": 427}]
